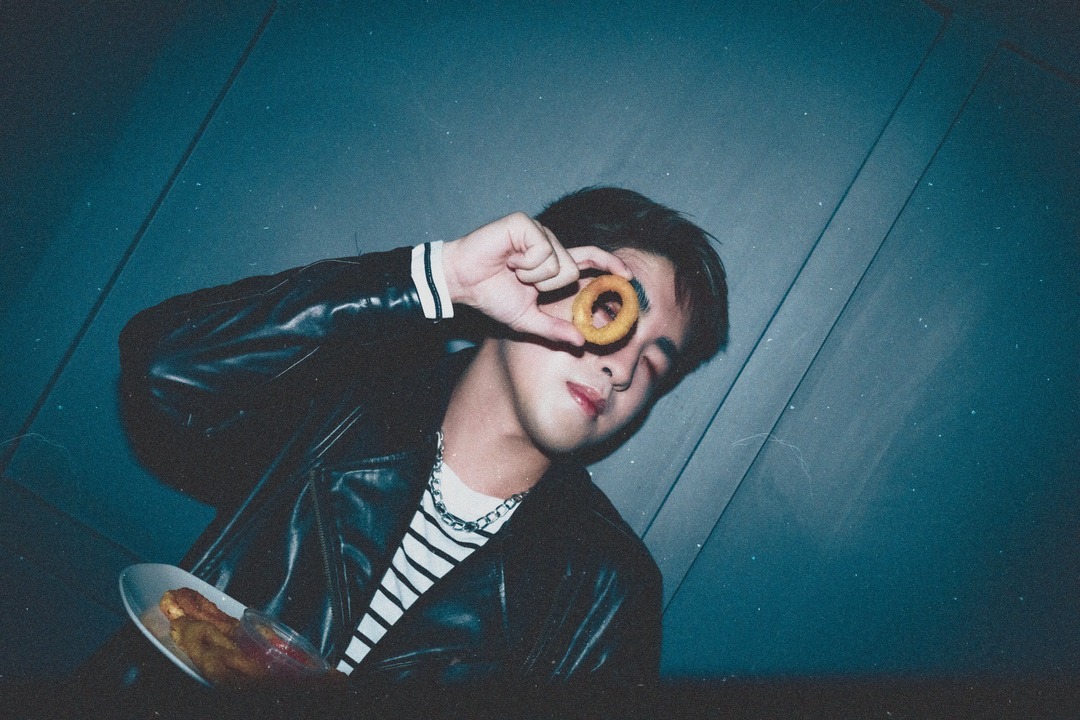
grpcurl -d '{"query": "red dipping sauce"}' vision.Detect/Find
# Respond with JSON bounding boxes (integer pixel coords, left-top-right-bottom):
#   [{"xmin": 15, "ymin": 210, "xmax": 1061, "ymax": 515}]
[{"xmin": 234, "ymin": 609, "xmax": 331, "ymax": 679}]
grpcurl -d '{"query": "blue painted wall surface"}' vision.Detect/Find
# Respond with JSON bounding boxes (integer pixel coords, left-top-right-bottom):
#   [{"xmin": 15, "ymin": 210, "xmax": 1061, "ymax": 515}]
[
  {"xmin": 1, "ymin": 0, "xmax": 1077, "ymax": 699},
  {"xmin": 663, "ymin": 48, "xmax": 1080, "ymax": 676}
]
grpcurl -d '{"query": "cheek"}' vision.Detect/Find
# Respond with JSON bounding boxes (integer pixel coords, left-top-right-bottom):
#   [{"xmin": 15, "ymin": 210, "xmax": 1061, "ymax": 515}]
[
  {"xmin": 504, "ymin": 343, "xmax": 570, "ymax": 412},
  {"xmin": 604, "ymin": 389, "xmax": 652, "ymax": 432}
]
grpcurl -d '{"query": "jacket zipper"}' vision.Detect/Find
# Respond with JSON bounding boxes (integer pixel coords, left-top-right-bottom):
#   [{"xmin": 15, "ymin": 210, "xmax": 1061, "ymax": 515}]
[
  {"xmin": 308, "ymin": 466, "xmax": 347, "ymax": 660},
  {"xmin": 521, "ymin": 583, "xmax": 562, "ymax": 673}
]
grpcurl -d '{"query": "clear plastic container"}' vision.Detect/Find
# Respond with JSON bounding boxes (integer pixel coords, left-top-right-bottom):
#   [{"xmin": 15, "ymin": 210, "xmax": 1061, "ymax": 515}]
[{"xmin": 234, "ymin": 608, "xmax": 331, "ymax": 679}]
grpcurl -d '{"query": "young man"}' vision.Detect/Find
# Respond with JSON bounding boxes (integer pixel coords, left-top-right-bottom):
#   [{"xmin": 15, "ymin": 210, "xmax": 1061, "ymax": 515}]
[{"xmin": 117, "ymin": 187, "xmax": 727, "ymax": 709}]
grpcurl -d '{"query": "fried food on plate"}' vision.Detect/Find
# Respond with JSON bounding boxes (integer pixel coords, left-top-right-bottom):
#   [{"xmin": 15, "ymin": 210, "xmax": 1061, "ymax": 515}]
[
  {"xmin": 159, "ymin": 587, "xmax": 345, "ymax": 689},
  {"xmin": 160, "ymin": 587, "xmax": 239, "ymax": 637},
  {"xmin": 169, "ymin": 614, "xmax": 268, "ymax": 687},
  {"xmin": 161, "ymin": 588, "xmax": 264, "ymax": 687}
]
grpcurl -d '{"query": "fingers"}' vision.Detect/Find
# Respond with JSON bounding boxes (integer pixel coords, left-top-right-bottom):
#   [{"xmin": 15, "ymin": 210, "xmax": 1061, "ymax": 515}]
[
  {"xmin": 445, "ymin": 211, "xmax": 638, "ymax": 347},
  {"xmin": 532, "ymin": 227, "xmax": 580, "ymax": 292},
  {"xmin": 566, "ymin": 245, "xmax": 633, "ymax": 279},
  {"xmin": 507, "ymin": 222, "xmax": 581, "ymax": 292},
  {"xmin": 506, "ymin": 235, "xmax": 562, "ymax": 283},
  {"xmin": 520, "ymin": 309, "xmax": 586, "ymax": 347},
  {"xmin": 506, "ymin": 218, "xmax": 634, "ymax": 292}
]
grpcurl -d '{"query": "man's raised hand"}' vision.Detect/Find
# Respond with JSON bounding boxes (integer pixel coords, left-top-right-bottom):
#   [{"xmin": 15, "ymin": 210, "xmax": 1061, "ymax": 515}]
[{"xmin": 442, "ymin": 213, "xmax": 631, "ymax": 346}]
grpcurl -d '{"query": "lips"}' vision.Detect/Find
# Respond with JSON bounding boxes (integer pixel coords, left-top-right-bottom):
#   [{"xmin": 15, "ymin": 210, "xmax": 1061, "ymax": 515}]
[{"xmin": 567, "ymin": 381, "xmax": 607, "ymax": 419}]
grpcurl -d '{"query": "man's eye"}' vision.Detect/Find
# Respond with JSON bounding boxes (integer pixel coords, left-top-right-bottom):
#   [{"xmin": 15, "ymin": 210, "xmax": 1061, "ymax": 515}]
[
  {"xmin": 643, "ymin": 355, "xmax": 668, "ymax": 382},
  {"xmin": 592, "ymin": 300, "xmax": 622, "ymax": 325}
]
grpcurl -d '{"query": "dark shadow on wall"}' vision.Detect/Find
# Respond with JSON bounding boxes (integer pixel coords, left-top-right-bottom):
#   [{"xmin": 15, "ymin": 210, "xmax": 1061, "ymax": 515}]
[{"xmin": 0, "ymin": 0, "xmax": 192, "ymax": 313}]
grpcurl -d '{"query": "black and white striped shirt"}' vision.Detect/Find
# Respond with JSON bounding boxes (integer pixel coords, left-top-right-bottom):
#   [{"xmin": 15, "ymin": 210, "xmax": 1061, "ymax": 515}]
[{"xmin": 336, "ymin": 461, "xmax": 516, "ymax": 673}]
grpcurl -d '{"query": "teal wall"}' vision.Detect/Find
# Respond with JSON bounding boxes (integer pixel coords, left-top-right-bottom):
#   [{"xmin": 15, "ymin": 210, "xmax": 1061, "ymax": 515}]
[{"xmin": 1, "ymin": 2, "xmax": 1077, "ymax": 705}]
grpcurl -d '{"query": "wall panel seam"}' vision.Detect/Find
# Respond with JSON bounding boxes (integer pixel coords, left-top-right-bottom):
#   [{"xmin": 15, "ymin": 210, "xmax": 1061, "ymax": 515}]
[
  {"xmin": 651, "ymin": 13, "xmax": 1005, "ymax": 611},
  {"xmin": 0, "ymin": 2, "xmax": 279, "ymax": 478}
]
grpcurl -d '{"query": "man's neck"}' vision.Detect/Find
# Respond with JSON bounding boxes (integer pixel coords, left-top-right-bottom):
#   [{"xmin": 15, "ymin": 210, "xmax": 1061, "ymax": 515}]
[{"xmin": 440, "ymin": 343, "xmax": 550, "ymax": 499}]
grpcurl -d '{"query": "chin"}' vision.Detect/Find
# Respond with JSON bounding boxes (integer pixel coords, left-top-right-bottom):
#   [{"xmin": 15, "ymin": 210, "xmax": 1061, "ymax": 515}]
[
  {"xmin": 522, "ymin": 418, "xmax": 587, "ymax": 455},
  {"xmin": 532, "ymin": 431, "xmax": 589, "ymax": 456},
  {"xmin": 527, "ymin": 417, "xmax": 613, "ymax": 456}
]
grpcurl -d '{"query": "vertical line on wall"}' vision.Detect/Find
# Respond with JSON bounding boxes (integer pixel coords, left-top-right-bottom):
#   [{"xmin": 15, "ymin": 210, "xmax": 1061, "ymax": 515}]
[
  {"xmin": 659, "ymin": 39, "xmax": 1003, "ymax": 615},
  {"xmin": 0, "ymin": 2, "xmax": 279, "ymax": 476},
  {"xmin": 661, "ymin": 38, "xmax": 1004, "ymax": 613},
  {"xmin": 1000, "ymin": 41, "xmax": 1080, "ymax": 87},
  {"xmin": 644, "ymin": 7, "xmax": 954, "ymax": 549}
]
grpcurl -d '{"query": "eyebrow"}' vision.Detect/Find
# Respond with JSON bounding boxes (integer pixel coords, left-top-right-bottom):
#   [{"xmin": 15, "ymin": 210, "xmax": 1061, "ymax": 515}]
[
  {"xmin": 629, "ymin": 277, "xmax": 650, "ymax": 313},
  {"xmin": 629, "ymin": 277, "xmax": 681, "ymax": 370}
]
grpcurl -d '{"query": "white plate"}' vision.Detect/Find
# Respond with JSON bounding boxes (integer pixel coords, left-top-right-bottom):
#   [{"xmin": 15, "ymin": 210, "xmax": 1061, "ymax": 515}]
[{"xmin": 119, "ymin": 563, "xmax": 247, "ymax": 686}]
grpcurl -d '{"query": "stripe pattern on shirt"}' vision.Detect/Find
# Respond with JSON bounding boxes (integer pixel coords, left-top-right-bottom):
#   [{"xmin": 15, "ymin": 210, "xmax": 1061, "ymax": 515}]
[{"xmin": 336, "ymin": 483, "xmax": 511, "ymax": 673}]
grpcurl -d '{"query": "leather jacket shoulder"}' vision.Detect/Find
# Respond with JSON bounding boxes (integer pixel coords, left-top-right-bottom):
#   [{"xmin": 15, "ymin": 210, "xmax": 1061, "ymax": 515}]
[
  {"xmin": 119, "ymin": 248, "xmax": 441, "ymax": 508},
  {"xmin": 118, "ymin": 247, "xmax": 661, "ymax": 693}
]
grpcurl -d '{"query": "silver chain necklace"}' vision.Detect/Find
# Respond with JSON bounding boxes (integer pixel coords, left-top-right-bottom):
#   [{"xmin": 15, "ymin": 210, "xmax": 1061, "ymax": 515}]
[{"xmin": 428, "ymin": 430, "xmax": 528, "ymax": 533}]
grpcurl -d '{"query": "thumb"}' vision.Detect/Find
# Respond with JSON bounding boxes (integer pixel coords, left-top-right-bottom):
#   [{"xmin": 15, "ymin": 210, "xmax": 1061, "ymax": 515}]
[{"xmin": 518, "ymin": 310, "xmax": 585, "ymax": 347}]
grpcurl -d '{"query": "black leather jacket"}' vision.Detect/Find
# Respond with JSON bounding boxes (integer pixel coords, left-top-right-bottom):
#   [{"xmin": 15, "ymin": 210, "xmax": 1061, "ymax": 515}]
[{"xmin": 118, "ymin": 247, "xmax": 662, "ymax": 694}]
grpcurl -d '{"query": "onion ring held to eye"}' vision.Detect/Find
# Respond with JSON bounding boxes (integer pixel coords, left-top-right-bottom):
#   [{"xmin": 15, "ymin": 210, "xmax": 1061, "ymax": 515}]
[{"xmin": 571, "ymin": 275, "xmax": 639, "ymax": 345}]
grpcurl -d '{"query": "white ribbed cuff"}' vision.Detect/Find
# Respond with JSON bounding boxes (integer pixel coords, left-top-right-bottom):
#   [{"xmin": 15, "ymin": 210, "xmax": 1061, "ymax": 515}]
[{"xmin": 411, "ymin": 241, "xmax": 454, "ymax": 320}]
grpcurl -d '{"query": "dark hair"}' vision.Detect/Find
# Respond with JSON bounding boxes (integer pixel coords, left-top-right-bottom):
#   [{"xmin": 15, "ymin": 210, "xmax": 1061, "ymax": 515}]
[{"xmin": 535, "ymin": 187, "xmax": 728, "ymax": 379}]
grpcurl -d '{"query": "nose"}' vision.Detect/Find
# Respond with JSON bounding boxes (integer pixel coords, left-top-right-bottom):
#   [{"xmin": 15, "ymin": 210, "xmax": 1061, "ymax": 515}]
[{"xmin": 600, "ymin": 347, "xmax": 637, "ymax": 391}]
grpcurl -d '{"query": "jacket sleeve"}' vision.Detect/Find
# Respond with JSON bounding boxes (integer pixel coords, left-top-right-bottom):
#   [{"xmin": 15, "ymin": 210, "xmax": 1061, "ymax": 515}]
[
  {"xmin": 120, "ymin": 248, "xmax": 429, "ymax": 431},
  {"xmin": 117, "ymin": 247, "xmax": 435, "ymax": 502}
]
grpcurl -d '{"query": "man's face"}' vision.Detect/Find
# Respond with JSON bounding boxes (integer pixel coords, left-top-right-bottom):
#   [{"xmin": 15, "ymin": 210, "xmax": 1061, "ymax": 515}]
[{"xmin": 493, "ymin": 249, "xmax": 690, "ymax": 454}]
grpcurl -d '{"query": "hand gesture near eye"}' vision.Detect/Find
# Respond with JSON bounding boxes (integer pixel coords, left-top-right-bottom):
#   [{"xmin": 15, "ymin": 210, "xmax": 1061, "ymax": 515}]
[{"xmin": 442, "ymin": 213, "xmax": 631, "ymax": 346}]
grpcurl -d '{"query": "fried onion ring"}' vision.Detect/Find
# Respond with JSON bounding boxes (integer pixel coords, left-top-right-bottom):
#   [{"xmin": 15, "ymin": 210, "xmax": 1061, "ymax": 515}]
[
  {"xmin": 571, "ymin": 275, "xmax": 639, "ymax": 345},
  {"xmin": 159, "ymin": 587, "xmax": 343, "ymax": 688},
  {"xmin": 160, "ymin": 587, "xmax": 239, "ymax": 637},
  {"xmin": 169, "ymin": 615, "xmax": 268, "ymax": 688}
]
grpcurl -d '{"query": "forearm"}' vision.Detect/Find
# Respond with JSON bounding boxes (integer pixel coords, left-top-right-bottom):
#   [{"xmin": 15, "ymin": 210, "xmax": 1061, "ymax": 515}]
[{"xmin": 119, "ymin": 247, "xmax": 429, "ymax": 433}]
